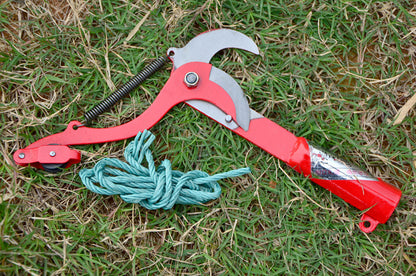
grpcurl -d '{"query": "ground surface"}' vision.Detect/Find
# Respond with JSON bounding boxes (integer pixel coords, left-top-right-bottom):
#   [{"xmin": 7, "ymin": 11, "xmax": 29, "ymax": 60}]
[{"xmin": 1, "ymin": 0, "xmax": 416, "ymax": 275}]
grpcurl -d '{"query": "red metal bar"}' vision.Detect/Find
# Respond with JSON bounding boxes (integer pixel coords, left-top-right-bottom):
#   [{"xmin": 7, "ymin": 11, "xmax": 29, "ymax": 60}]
[{"xmin": 232, "ymin": 117, "xmax": 401, "ymax": 232}]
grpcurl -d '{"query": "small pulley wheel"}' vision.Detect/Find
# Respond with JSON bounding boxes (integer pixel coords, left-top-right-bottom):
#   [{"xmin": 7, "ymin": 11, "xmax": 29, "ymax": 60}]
[{"xmin": 41, "ymin": 163, "xmax": 68, "ymax": 173}]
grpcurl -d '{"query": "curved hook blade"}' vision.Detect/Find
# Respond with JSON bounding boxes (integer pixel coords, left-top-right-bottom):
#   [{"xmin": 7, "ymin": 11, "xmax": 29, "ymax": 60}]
[
  {"xmin": 168, "ymin": 29, "xmax": 259, "ymax": 69},
  {"xmin": 208, "ymin": 66, "xmax": 251, "ymax": 131}
]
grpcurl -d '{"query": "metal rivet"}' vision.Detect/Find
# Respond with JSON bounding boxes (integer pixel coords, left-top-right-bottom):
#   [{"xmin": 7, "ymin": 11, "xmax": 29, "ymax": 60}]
[
  {"xmin": 225, "ymin": 115, "xmax": 233, "ymax": 123},
  {"xmin": 184, "ymin": 72, "xmax": 199, "ymax": 88},
  {"xmin": 18, "ymin": 153, "xmax": 25, "ymax": 159},
  {"xmin": 49, "ymin": 151, "xmax": 56, "ymax": 157}
]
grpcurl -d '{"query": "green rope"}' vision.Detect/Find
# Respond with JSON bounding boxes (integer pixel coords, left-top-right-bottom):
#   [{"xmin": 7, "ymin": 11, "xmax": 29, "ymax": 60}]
[{"xmin": 79, "ymin": 130, "xmax": 250, "ymax": 210}]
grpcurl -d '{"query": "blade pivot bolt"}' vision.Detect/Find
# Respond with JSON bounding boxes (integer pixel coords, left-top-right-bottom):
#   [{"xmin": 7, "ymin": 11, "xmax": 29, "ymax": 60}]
[
  {"xmin": 49, "ymin": 151, "xmax": 56, "ymax": 157},
  {"xmin": 225, "ymin": 114, "xmax": 233, "ymax": 123},
  {"xmin": 184, "ymin": 72, "xmax": 199, "ymax": 88}
]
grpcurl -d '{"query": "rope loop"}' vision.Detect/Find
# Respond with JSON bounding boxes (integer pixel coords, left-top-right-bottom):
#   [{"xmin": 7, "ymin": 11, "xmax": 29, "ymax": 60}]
[{"xmin": 79, "ymin": 130, "xmax": 250, "ymax": 210}]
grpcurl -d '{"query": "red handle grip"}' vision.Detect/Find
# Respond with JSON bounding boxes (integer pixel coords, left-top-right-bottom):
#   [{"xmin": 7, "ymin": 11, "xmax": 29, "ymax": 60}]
[
  {"xmin": 297, "ymin": 141, "xmax": 401, "ymax": 232},
  {"xmin": 234, "ymin": 117, "xmax": 401, "ymax": 232}
]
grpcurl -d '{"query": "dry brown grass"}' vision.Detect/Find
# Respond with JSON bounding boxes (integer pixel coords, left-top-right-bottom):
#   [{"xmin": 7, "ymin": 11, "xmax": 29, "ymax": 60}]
[{"xmin": 1, "ymin": 0, "xmax": 416, "ymax": 275}]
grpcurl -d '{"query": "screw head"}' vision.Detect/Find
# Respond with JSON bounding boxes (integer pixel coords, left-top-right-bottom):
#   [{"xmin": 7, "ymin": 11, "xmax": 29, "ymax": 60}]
[
  {"xmin": 49, "ymin": 151, "xmax": 56, "ymax": 157},
  {"xmin": 184, "ymin": 72, "xmax": 199, "ymax": 88},
  {"xmin": 225, "ymin": 114, "xmax": 233, "ymax": 123},
  {"xmin": 18, "ymin": 153, "xmax": 25, "ymax": 159}
]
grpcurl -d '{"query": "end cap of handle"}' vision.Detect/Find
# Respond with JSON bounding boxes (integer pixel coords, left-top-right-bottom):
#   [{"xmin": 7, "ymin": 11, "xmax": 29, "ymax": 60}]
[{"xmin": 359, "ymin": 214, "xmax": 380, "ymax": 233}]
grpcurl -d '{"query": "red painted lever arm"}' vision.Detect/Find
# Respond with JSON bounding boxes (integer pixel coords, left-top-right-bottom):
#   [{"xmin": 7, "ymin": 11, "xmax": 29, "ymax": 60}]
[
  {"xmin": 14, "ymin": 62, "xmax": 239, "ymax": 167},
  {"xmin": 23, "ymin": 62, "xmax": 237, "ymax": 148},
  {"xmin": 25, "ymin": 94, "xmax": 177, "ymax": 149}
]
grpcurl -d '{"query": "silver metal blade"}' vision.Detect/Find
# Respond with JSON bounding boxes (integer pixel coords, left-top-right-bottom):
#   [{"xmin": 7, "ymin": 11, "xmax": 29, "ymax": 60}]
[
  {"xmin": 168, "ymin": 29, "xmax": 259, "ymax": 69},
  {"xmin": 209, "ymin": 66, "xmax": 251, "ymax": 131}
]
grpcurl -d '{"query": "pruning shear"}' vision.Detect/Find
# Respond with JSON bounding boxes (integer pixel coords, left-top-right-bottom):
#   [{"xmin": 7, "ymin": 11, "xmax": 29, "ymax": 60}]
[{"xmin": 13, "ymin": 29, "xmax": 401, "ymax": 233}]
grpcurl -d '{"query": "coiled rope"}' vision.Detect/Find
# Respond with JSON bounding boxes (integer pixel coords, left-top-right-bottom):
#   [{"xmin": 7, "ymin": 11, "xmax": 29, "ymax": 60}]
[{"xmin": 79, "ymin": 130, "xmax": 250, "ymax": 210}]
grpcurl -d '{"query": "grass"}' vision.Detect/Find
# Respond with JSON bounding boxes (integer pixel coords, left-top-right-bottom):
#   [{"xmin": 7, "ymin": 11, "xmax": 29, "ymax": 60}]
[{"xmin": 1, "ymin": 0, "xmax": 416, "ymax": 274}]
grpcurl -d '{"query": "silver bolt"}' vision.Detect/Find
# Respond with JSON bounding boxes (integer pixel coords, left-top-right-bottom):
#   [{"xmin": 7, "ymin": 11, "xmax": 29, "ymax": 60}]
[
  {"xmin": 49, "ymin": 151, "xmax": 56, "ymax": 157},
  {"xmin": 184, "ymin": 72, "xmax": 199, "ymax": 88},
  {"xmin": 225, "ymin": 115, "xmax": 233, "ymax": 123},
  {"xmin": 18, "ymin": 153, "xmax": 25, "ymax": 159}
]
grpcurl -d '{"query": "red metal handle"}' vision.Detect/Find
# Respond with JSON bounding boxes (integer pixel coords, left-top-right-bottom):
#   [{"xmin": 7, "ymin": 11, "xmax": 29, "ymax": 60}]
[{"xmin": 233, "ymin": 117, "xmax": 401, "ymax": 232}]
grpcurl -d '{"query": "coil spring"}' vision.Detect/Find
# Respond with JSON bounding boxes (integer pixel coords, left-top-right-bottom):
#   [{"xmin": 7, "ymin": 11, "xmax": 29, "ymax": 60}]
[{"xmin": 84, "ymin": 55, "xmax": 169, "ymax": 124}]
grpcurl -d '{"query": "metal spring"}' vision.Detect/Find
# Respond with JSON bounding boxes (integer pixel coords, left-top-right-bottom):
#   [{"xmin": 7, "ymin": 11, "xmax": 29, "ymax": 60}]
[{"xmin": 84, "ymin": 55, "xmax": 169, "ymax": 124}]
